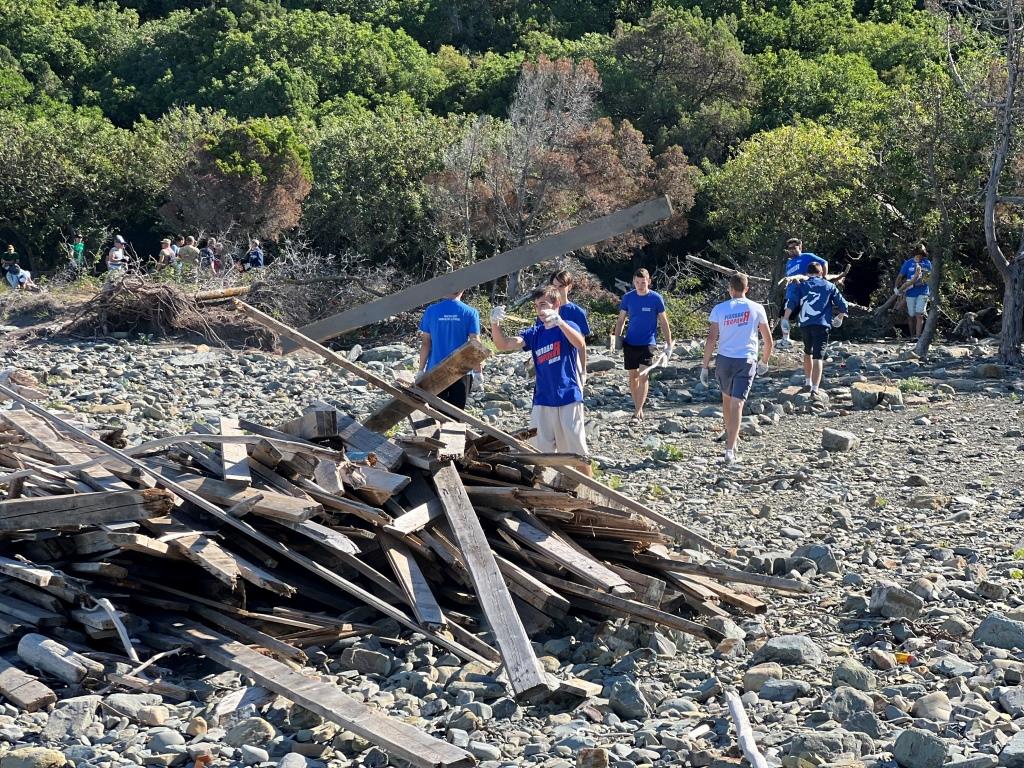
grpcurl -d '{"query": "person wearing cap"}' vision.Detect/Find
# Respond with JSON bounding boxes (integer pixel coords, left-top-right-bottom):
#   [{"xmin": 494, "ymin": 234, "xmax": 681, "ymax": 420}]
[
  {"xmin": 242, "ymin": 239, "xmax": 264, "ymax": 272},
  {"xmin": 778, "ymin": 237, "xmax": 828, "ymax": 349},
  {"xmin": 177, "ymin": 236, "xmax": 201, "ymax": 275},
  {"xmin": 158, "ymin": 238, "xmax": 176, "ymax": 269},
  {"xmin": 2, "ymin": 250, "xmax": 36, "ymax": 291},
  {"xmin": 107, "ymin": 236, "xmax": 128, "ymax": 272}
]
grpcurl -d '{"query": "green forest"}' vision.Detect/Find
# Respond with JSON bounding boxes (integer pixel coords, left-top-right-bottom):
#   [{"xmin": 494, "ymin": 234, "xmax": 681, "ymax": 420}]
[{"xmin": 1, "ymin": 0, "xmax": 1022, "ymax": 326}]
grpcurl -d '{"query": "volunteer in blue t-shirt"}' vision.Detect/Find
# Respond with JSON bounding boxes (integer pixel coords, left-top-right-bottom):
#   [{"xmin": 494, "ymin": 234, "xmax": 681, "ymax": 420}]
[
  {"xmin": 612, "ymin": 268, "xmax": 672, "ymax": 423},
  {"xmin": 778, "ymin": 237, "xmax": 828, "ymax": 349},
  {"xmin": 701, "ymin": 273, "xmax": 774, "ymax": 464},
  {"xmin": 894, "ymin": 244, "xmax": 932, "ymax": 342},
  {"xmin": 547, "ymin": 269, "xmax": 591, "ymax": 387},
  {"xmin": 490, "ymin": 286, "xmax": 591, "ymax": 476},
  {"xmin": 786, "ymin": 262, "xmax": 849, "ymax": 394},
  {"xmin": 418, "ymin": 290, "xmax": 481, "ymax": 408}
]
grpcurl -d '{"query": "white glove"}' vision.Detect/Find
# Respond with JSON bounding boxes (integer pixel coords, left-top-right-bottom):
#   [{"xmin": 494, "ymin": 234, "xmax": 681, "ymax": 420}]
[
  {"xmin": 699, "ymin": 367, "xmax": 709, "ymax": 387},
  {"xmin": 489, "ymin": 305, "xmax": 506, "ymax": 324},
  {"xmin": 662, "ymin": 342, "xmax": 674, "ymax": 358},
  {"xmin": 832, "ymin": 315, "xmax": 845, "ymax": 328},
  {"xmin": 756, "ymin": 361, "xmax": 769, "ymax": 376},
  {"xmin": 780, "ymin": 319, "xmax": 791, "ymax": 334},
  {"xmin": 539, "ymin": 309, "xmax": 564, "ymax": 329}
]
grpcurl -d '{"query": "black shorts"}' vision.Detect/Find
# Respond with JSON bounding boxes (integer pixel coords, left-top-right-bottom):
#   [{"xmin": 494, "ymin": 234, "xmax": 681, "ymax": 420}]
[
  {"xmin": 623, "ymin": 342, "xmax": 656, "ymax": 371},
  {"xmin": 802, "ymin": 325, "xmax": 830, "ymax": 360},
  {"xmin": 438, "ymin": 374, "xmax": 472, "ymax": 409}
]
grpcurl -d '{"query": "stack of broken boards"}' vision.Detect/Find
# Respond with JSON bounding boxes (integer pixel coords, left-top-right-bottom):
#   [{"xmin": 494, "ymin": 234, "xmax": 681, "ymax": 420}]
[{"xmin": 0, "ymin": 398, "xmax": 807, "ymax": 768}]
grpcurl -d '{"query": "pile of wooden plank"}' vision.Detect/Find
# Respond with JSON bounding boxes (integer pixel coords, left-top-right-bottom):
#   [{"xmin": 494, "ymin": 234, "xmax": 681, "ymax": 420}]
[{"xmin": 0, "ymin": 313, "xmax": 811, "ymax": 768}]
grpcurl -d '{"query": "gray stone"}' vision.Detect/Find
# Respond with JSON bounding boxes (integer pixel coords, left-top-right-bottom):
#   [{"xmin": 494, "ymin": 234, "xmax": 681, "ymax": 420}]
[
  {"xmin": 341, "ymin": 647, "xmax": 392, "ymax": 676},
  {"xmin": 851, "ymin": 382, "xmax": 903, "ymax": 410},
  {"xmin": 948, "ymin": 757, "xmax": 998, "ymax": 768},
  {"xmin": 105, "ymin": 693, "xmax": 164, "ymax": 721},
  {"xmin": 912, "ymin": 691, "xmax": 952, "ymax": 722},
  {"xmin": 1001, "ymin": 732, "xmax": 1024, "ymax": 768},
  {"xmin": 469, "ymin": 742, "xmax": 502, "ymax": 761},
  {"xmin": 792, "ymin": 543, "xmax": 840, "ymax": 574},
  {"xmin": 894, "ymin": 728, "xmax": 947, "ymax": 768},
  {"xmin": 277, "ymin": 756, "xmax": 309, "ymax": 768},
  {"xmin": 825, "ymin": 686, "xmax": 874, "ymax": 721},
  {"xmin": 999, "ymin": 687, "xmax": 1024, "ymax": 718},
  {"xmin": 41, "ymin": 695, "xmax": 101, "ymax": 743},
  {"xmin": 587, "ymin": 358, "xmax": 616, "ymax": 373},
  {"xmin": 975, "ymin": 613, "xmax": 1024, "ymax": 650},
  {"xmin": 240, "ymin": 745, "xmax": 270, "ymax": 766},
  {"xmin": 932, "ymin": 655, "xmax": 976, "ymax": 678},
  {"xmin": 146, "ymin": 729, "xmax": 186, "ymax": 752},
  {"xmin": 832, "ymin": 657, "xmax": 877, "ymax": 691},
  {"xmin": 225, "ymin": 716, "xmax": 277, "ymax": 748},
  {"xmin": 869, "ymin": 581, "xmax": 924, "ymax": 620},
  {"xmin": 822, "ymin": 428, "xmax": 860, "ymax": 452},
  {"xmin": 0, "ymin": 748, "xmax": 67, "ymax": 768},
  {"xmin": 360, "ymin": 344, "xmax": 413, "ymax": 363},
  {"xmin": 607, "ymin": 678, "xmax": 651, "ymax": 720},
  {"xmin": 844, "ymin": 710, "xmax": 883, "ymax": 739},
  {"xmin": 759, "ymin": 679, "xmax": 811, "ymax": 702},
  {"xmin": 751, "ymin": 635, "xmax": 825, "ymax": 666},
  {"xmin": 789, "ymin": 730, "xmax": 866, "ymax": 761}
]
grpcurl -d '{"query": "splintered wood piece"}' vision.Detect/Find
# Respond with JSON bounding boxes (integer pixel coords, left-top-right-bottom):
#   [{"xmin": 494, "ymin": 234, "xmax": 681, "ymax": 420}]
[
  {"xmin": 380, "ymin": 535, "xmax": 445, "ymax": 628},
  {"xmin": 0, "ymin": 657, "xmax": 56, "ymax": 711},
  {"xmin": 279, "ymin": 520, "xmax": 361, "ymax": 556},
  {"xmin": 494, "ymin": 515, "xmax": 634, "ymax": 597},
  {"xmin": 363, "ymin": 341, "xmax": 491, "ymax": 434},
  {"xmin": 219, "ymin": 417, "xmax": 252, "ymax": 488},
  {"xmin": 432, "ymin": 463, "xmax": 550, "ymax": 699},
  {"xmin": 0, "ymin": 489, "xmax": 174, "ymax": 531},
  {"xmin": 169, "ymin": 621, "xmax": 476, "ymax": 768},
  {"xmin": 340, "ymin": 463, "xmax": 410, "ymax": 506},
  {"xmin": 0, "ymin": 594, "xmax": 64, "ymax": 627},
  {"xmin": 605, "ymin": 563, "xmax": 666, "ymax": 608},
  {"xmin": 436, "ymin": 422, "xmax": 467, "ymax": 461},
  {"xmin": 17, "ymin": 633, "xmax": 103, "ymax": 684}
]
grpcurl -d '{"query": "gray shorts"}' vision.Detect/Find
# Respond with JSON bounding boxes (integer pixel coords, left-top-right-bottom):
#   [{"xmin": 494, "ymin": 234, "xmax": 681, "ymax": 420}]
[{"xmin": 716, "ymin": 355, "xmax": 756, "ymax": 400}]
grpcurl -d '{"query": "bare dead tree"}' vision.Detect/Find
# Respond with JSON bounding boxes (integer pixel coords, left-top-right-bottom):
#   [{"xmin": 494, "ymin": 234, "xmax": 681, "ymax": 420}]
[{"xmin": 945, "ymin": 0, "xmax": 1024, "ymax": 363}]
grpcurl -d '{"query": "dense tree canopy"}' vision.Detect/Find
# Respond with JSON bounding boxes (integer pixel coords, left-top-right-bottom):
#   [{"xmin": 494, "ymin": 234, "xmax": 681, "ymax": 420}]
[{"xmin": 0, "ymin": 0, "xmax": 1002, "ymax": 314}]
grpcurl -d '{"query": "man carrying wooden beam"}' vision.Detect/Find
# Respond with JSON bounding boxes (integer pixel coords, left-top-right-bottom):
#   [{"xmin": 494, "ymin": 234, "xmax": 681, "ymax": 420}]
[
  {"xmin": 417, "ymin": 289, "xmax": 481, "ymax": 409},
  {"xmin": 490, "ymin": 286, "xmax": 593, "ymax": 476}
]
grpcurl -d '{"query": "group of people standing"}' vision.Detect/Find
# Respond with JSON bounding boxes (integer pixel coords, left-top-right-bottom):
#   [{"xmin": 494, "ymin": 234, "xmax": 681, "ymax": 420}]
[
  {"xmin": 416, "ymin": 237, "xmax": 855, "ymax": 468},
  {"xmin": 101, "ymin": 235, "xmax": 265, "ymax": 276}
]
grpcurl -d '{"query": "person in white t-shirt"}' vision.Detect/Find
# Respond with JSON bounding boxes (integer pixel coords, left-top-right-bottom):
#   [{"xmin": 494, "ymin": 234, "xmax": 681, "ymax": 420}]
[{"xmin": 700, "ymin": 273, "xmax": 774, "ymax": 464}]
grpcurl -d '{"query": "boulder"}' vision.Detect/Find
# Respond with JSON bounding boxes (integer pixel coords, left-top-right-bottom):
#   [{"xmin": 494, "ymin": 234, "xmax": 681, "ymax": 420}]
[
  {"xmin": 822, "ymin": 428, "xmax": 860, "ymax": 452},
  {"xmin": 894, "ymin": 728, "xmax": 947, "ymax": 768},
  {"xmin": 851, "ymin": 382, "xmax": 903, "ymax": 410},
  {"xmin": 869, "ymin": 581, "xmax": 924, "ymax": 620},
  {"xmin": 975, "ymin": 613, "xmax": 1024, "ymax": 651},
  {"xmin": 751, "ymin": 635, "xmax": 824, "ymax": 666}
]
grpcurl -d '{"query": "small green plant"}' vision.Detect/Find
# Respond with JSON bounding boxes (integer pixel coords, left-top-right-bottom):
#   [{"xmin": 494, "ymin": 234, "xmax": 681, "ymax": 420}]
[
  {"xmin": 898, "ymin": 377, "xmax": 928, "ymax": 394},
  {"xmin": 1011, "ymin": 569, "xmax": 1024, "ymax": 580},
  {"xmin": 1013, "ymin": 548, "xmax": 1024, "ymax": 560},
  {"xmin": 648, "ymin": 483, "xmax": 667, "ymax": 499},
  {"xmin": 652, "ymin": 443, "xmax": 686, "ymax": 462}
]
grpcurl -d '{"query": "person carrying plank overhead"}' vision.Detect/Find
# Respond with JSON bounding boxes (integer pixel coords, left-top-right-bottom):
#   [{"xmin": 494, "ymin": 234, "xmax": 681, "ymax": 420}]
[
  {"xmin": 418, "ymin": 289, "xmax": 482, "ymax": 409},
  {"xmin": 612, "ymin": 268, "xmax": 672, "ymax": 423},
  {"xmin": 701, "ymin": 273, "xmax": 773, "ymax": 465},
  {"xmin": 490, "ymin": 286, "xmax": 592, "ymax": 476}
]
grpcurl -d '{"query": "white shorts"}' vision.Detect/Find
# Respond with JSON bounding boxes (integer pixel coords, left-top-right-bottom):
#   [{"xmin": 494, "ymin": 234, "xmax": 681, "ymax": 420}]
[
  {"xmin": 530, "ymin": 402, "xmax": 588, "ymax": 456},
  {"xmin": 906, "ymin": 294, "xmax": 929, "ymax": 316}
]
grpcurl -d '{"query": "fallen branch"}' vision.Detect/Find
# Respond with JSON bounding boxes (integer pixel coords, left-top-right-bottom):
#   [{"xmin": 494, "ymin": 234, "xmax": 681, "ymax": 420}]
[{"xmin": 686, "ymin": 254, "xmax": 770, "ymax": 282}]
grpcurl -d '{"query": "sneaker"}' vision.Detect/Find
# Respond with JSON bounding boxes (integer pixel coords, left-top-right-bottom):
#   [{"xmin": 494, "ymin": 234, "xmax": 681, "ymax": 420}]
[
  {"xmin": 777, "ymin": 337, "xmax": 792, "ymax": 349},
  {"xmin": 723, "ymin": 449, "xmax": 740, "ymax": 464}
]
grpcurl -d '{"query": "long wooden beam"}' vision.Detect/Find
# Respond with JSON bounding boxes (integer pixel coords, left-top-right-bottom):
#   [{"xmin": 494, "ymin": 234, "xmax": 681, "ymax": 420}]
[
  {"xmin": 167, "ymin": 621, "xmax": 475, "ymax": 768},
  {"xmin": 0, "ymin": 489, "xmax": 173, "ymax": 531},
  {"xmin": 286, "ymin": 196, "xmax": 673, "ymax": 349}
]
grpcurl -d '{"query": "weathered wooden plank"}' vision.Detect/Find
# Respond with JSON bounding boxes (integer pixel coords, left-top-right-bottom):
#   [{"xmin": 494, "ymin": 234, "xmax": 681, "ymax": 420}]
[
  {"xmin": 279, "ymin": 520, "xmax": 361, "ymax": 556},
  {"xmin": 437, "ymin": 423, "xmax": 467, "ymax": 461},
  {"xmin": 17, "ymin": 633, "xmax": 103, "ymax": 684},
  {"xmin": 0, "ymin": 489, "xmax": 173, "ymax": 531},
  {"xmin": 0, "ymin": 657, "xmax": 55, "ymax": 711},
  {"xmin": 171, "ymin": 473, "xmax": 320, "ymax": 523},
  {"xmin": 288, "ymin": 196, "xmax": 673, "ymax": 346},
  {"xmin": 535, "ymin": 572, "xmax": 724, "ymax": 644},
  {"xmin": 341, "ymin": 463, "xmax": 410, "ymax": 506},
  {"xmin": 432, "ymin": 463, "xmax": 550, "ymax": 699},
  {"xmin": 169, "ymin": 622, "xmax": 476, "ymax": 768},
  {"xmin": 363, "ymin": 340, "xmax": 490, "ymax": 434},
  {"xmin": 384, "ymin": 474, "xmax": 445, "ymax": 536},
  {"xmin": 192, "ymin": 606, "xmax": 307, "ymax": 664},
  {"xmin": 380, "ymin": 535, "xmax": 445, "ymax": 628},
  {"xmin": 605, "ymin": 563, "xmax": 666, "ymax": 608},
  {"xmin": 219, "ymin": 417, "xmax": 252, "ymax": 488},
  {"xmin": 0, "ymin": 595, "xmax": 63, "ymax": 627},
  {"xmin": 493, "ymin": 554, "xmax": 570, "ymax": 619},
  {"xmin": 312, "ymin": 403, "xmax": 407, "ymax": 472},
  {"xmin": 494, "ymin": 515, "xmax": 634, "ymax": 597}
]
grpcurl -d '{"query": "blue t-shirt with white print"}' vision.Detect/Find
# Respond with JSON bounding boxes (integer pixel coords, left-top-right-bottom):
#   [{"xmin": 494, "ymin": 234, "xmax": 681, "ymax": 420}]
[
  {"xmin": 519, "ymin": 322, "xmax": 583, "ymax": 407},
  {"xmin": 785, "ymin": 252, "xmax": 827, "ymax": 277},
  {"xmin": 620, "ymin": 290, "xmax": 665, "ymax": 346},
  {"xmin": 786, "ymin": 277, "xmax": 849, "ymax": 327}
]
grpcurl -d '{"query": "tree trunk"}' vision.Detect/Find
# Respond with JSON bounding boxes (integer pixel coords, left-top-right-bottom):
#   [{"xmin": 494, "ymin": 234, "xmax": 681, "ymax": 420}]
[
  {"xmin": 507, "ymin": 269, "xmax": 522, "ymax": 300},
  {"xmin": 999, "ymin": 259, "xmax": 1024, "ymax": 365}
]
